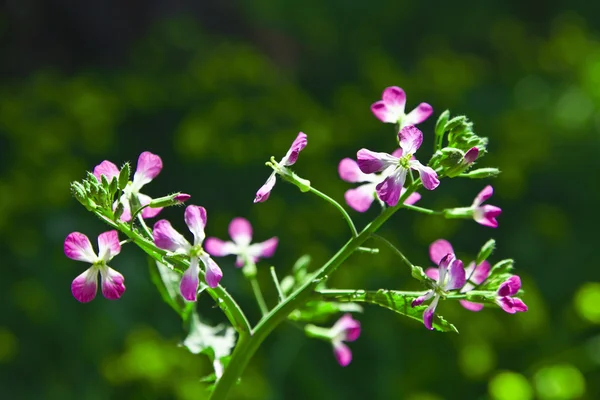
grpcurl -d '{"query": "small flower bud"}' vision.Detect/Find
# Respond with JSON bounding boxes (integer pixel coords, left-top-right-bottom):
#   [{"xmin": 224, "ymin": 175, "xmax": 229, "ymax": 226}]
[
  {"xmin": 460, "ymin": 167, "xmax": 501, "ymax": 179},
  {"xmin": 443, "ymin": 206, "xmax": 474, "ymax": 219},
  {"xmin": 435, "ymin": 110, "xmax": 450, "ymax": 139},
  {"xmin": 476, "ymin": 239, "xmax": 496, "ymax": 265},
  {"xmin": 114, "ymin": 201, "xmax": 125, "ymax": 220},
  {"xmin": 148, "ymin": 193, "xmax": 191, "ymax": 208},
  {"xmin": 118, "ymin": 162, "xmax": 130, "ymax": 190}
]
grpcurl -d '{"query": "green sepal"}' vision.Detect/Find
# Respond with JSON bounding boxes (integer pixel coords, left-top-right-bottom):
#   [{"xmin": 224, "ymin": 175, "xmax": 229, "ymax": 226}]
[
  {"xmin": 435, "ymin": 110, "xmax": 450, "ymax": 141},
  {"xmin": 459, "ymin": 168, "xmax": 501, "ymax": 179},
  {"xmin": 118, "ymin": 162, "xmax": 130, "ymax": 190},
  {"xmin": 476, "ymin": 239, "xmax": 496, "ymax": 265},
  {"xmin": 477, "ymin": 259, "xmax": 514, "ymax": 291}
]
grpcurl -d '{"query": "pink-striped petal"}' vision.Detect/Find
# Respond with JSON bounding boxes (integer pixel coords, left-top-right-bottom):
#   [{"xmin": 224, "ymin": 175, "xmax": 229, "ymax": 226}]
[
  {"xmin": 398, "ymin": 126, "xmax": 424, "ymax": 155},
  {"xmin": 71, "ymin": 267, "xmax": 99, "ymax": 303},
  {"xmin": 425, "ymin": 267, "xmax": 439, "ymax": 281},
  {"xmin": 174, "ymin": 193, "xmax": 191, "ymax": 203},
  {"xmin": 283, "ymin": 132, "xmax": 308, "ymax": 166},
  {"xmin": 139, "ymin": 193, "xmax": 163, "ymax": 219},
  {"xmin": 64, "ymin": 232, "xmax": 97, "ymax": 263},
  {"xmin": 93, "ymin": 160, "xmax": 120, "ymax": 183},
  {"xmin": 185, "ymin": 205, "xmax": 207, "ymax": 245},
  {"xmin": 474, "ymin": 205, "xmax": 502, "ymax": 228},
  {"xmin": 470, "ymin": 261, "xmax": 491, "ymax": 285},
  {"xmin": 344, "ymin": 184, "xmax": 376, "ymax": 212},
  {"xmin": 338, "ymin": 158, "xmax": 371, "ymax": 183},
  {"xmin": 423, "ymin": 296, "xmax": 440, "ymax": 330},
  {"xmin": 460, "ymin": 300, "xmax": 484, "ymax": 312},
  {"xmin": 97, "ymin": 230, "xmax": 121, "ymax": 262},
  {"xmin": 229, "ymin": 217, "xmax": 252, "ymax": 246},
  {"xmin": 250, "ymin": 237, "xmax": 279, "ymax": 259},
  {"xmin": 382, "ymin": 86, "xmax": 407, "ymax": 108},
  {"xmin": 332, "ymin": 314, "xmax": 361, "ymax": 342},
  {"xmin": 201, "ymin": 255, "xmax": 223, "ymax": 288},
  {"xmin": 152, "ymin": 220, "xmax": 191, "ymax": 252},
  {"xmin": 472, "ymin": 185, "xmax": 494, "ymax": 207},
  {"xmin": 446, "ymin": 259, "xmax": 466, "ymax": 290},
  {"xmin": 254, "ymin": 173, "xmax": 277, "ymax": 203},
  {"xmin": 100, "ymin": 267, "xmax": 125, "ymax": 300},
  {"xmin": 496, "ymin": 296, "xmax": 527, "ymax": 314},
  {"xmin": 409, "ymin": 160, "xmax": 440, "ymax": 190},
  {"xmin": 411, "ymin": 290, "xmax": 434, "ymax": 307},
  {"xmin": 498, "ymin": 276, "xmax": 521, "ymax": 297},
  {"xmin": 510, "ymin": 298, "xmax": 528, "ymax": 313},
  {"xmin": 180, "ymin": 258, "xmax": 200, "ymax": 301},
  {"xmin": 403, "ymin": 103, "xmax": 433, "ymax": 126},
  {"xmin": 464, "ymin": 147, "xmax": 479, "ymax": 164},
  {"xmin": 429, "ymin": 239, "xmax": 454, "ymax": 265},
  {"xmin": 204, "ymin": 238, "xmax": 236, "ymax": 257},
  {"xmin": 356, "ymin": 149, "xmax": 398, "ymax": 174},
  {"xmin": 333, "ymin": 341, "xmax": 353, "ymax": 367},
  {"xmin": 376, "ymin": 168, "xmax": 407, "ymax": 207},
  {"xmin": 133, "ymin": 151, "xmax": 162, "ymax": 187}
]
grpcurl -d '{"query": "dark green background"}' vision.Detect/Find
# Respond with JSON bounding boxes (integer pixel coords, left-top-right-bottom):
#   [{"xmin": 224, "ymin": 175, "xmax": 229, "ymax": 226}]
[{"xmin": 1, "ymin": 1, "xmax": 599, "ymax": 399}]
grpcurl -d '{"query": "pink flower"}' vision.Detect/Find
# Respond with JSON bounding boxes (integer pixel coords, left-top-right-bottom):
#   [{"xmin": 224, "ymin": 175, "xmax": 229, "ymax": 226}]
[
  {"xmin": 330, "ymin": 314, "xmax": 361, "ymax": 367},
  {"xmin": 64, "ymin": 230, "xmax": 125, "ymax": 302},
  {"xmin": 371, "ymin": 86, "xmax": 433, "ymax": 127},
  {"xmin": 472, "ymin": 185, "xmax": 502, "ymax": 228},
  {"xmin": 338, "ymin": 154, "xmax": 421, "ymax": 212},
  {"xmin": 254, "ymin": 132, "xmax": 308, "ymax": 203},
  {"xmin": 357, "ymin": 126, "xmax": 439, "ymax": 206},
  {"xmin": 412, "ymin": 253, "xmax": 466, "ymax": 330},
  {"xmin": 425, "ymin": 239, "xmax": 491, "ymax": 312},
  {"xmin": 496, "ymin": 276, "xmax": 528, "ymax": 314},
  {"xmin": 93, "ymin": 151, "xmax": 164, "ymax": 222},
  {"xmin": 204, "ymin": 217, "xmax": 278, "ymax": 267},
  {"xmin": 153, "ymin": 205, "xmax": 223, "ymax": 301}
]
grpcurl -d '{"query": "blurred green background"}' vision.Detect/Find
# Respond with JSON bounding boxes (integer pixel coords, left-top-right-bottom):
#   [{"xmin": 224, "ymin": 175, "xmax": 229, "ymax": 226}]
[{"xmin": 2, "ymin": 1, "xmax": 600, "ymax": 399}]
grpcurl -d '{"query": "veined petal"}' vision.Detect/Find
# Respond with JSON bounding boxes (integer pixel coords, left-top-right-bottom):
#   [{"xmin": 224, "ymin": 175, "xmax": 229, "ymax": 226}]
[
  {"xmin": 204, "ymin": 238, "xmax": 236, "ymax": 257},
  {"xmin": 464, "ymin": 147, "xmax": 479, "ymax": 164},
  {"xmin": 152, "ymin": 220, "xmax": 191, "ymax": 252},
  {"xmin": 496, "ymin": 296, "xmax": 527, "ymax": 314},
  {"xmin": 93, "ymin": 160, "xmax": 120, "ymax": 183},
  {"xmin": 409, "ymin": 160, "xmax": 440, "ymax": 190},
  {"xmin": 97, "ymin": 230, "xmax": 121, "ymax": 262},
  {"xmin": 382, "ymin": 86, "xmax": 407, "ymax": 109},
  {"xmin": 185, "ymin": 205, "xmax": 207, "ymax": 246},
  {"xmin": 139, "ymin": 193, "xmax": 163, "ymax": 219},
  {"xmin": 429, "ymin": 239, "xmax": 454, "ymax": 265},
  {"xmin": 460, "ymin": 300, "xmax": 484, "ymax": 312},
  {"xmin": 398, "ymin": 125, "xmax": 423, "ymax": 155},
  {"xmin": 201, "ymin": 255, "xmax": 223, "ymax": 288},
  {"xmin": 375, "ymin": 168, "xmax": 407, "ymax": 207},
  {"xmin": 474, "ymin": 205, "xmax": 502, "ymax": 228},
  {"xmin": 333, "ymin": 341, "xmax": 353, "ymax": 367},
  {"xmin": 64, "ymin": 232, "xmax": 97, "ymax": 263},
  {"xmin": 470, "ymin": 260, "xmax": 491, "ymax": 285},
  {"xmin": 356, "ymin": 149, "xmax": 398, "ymax": 174},
  {"xmin": 437, "ymin": 254, "xmax": 454, "ymax": 284},
  {"xmin": 498, "ymin": 276, "xmax": 521, "ymax": 297},
  {"xmin": 411, "ymin": 290, "xmax": 434, "ymax": 307},
  {"xmin": 338, "ymin": 158, "xmax": 372, "ymax": 183},
  {"xmin": 254, "ymin": 173, "xmax": 277, "ymax": 203},
  {"xmin": 332, "ymin": 314, "xmax": 361, "ymax": 342},
  {"xmin": 282, "ymin": 132, "xmax": 307, "ymax": 166},
  {"xmin": 423, "ymin": 295, "xmax": 440, "ymax": 330},
  {"xmin": 446, "ymin": 259, "xmax": 466, "ymax": 290},
  {"xmin": 229, "ymin": 217, "xmax": 252, "ymax": 246},
  {"xmin": 510, "ymin": 298, "xmax": 528, "ymax": 312},
  {"xmin": 100, "ymin": 267, "xmax": 125, "ymax": 300},
  {"xmin": 425, "ymin": 267, "xmax": 439, "ymax": 281},
  {"xmin": 344, "ymin": 184, "xmax": 376, "ymax": 212},
  {"xmin": 133, "ymin": 151, "xmax": 162, "ymax": 188},
  {"xmin": 249, "ymin": 237, "xmax": 279, "ymax": 259},
  {"xmin": 403, "ymin": 103, "xmax": 433, "ymax": 126},
  {"xmin": 180, "ymin": 257, "xmax": 200, "ymax": 301},
  {"xmin": 71, "ymin": 267, "xmax": 99, "ymax": 303},
  {"xmin": 472, "ymin": 185, "xmax": 494, "ymax": 207},
  {"xmin": 403, "ymin": 191, "xmax": 422, "ymax": 205}
]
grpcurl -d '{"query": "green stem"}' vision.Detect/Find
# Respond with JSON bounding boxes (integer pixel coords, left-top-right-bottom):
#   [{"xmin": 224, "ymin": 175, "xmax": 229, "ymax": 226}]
[
  {"xmin": 403, "ymin": 204, "xmax": 443, "ymax": 215},
  {"xmin": 210, "ymin": 183, "xmax": 418, "ymax": 399},
  {"xmin": 309, "ymin": 186, "xmax": 358, "ymax": 237},
  {"xmin": 316, "ymin": 288, "xmax": 428, "ymax": 298},
  {"xmin": 249, "ymin": 276, "xmax": 269, "ymax": 317},
  {"xmin": 270, "ymin": 267, "xmax": 285, "ymax": 301},
  {"xmin": 370, "ymin": 234, "xmax": 414, "ymax": 269}
]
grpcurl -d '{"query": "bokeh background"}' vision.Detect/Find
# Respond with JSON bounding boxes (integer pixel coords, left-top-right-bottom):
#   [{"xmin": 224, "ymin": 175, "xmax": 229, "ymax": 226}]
[{"xmin": 2, "ymin": 1, "xmax": 600, "ymax": 399}]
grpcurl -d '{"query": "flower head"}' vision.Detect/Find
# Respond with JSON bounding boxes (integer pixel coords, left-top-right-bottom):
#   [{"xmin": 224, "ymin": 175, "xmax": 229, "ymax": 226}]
[
  {"xmin": 254, "ymin": 132, "xmax": 308, "ymax": 203},
  {"xmin": 94, "ymin": 151, "xmax": 164, "ymax": 222},
  {"xmin": 496, "ymin": 276, "xmax": 528, "ymax": 314},
  {"xmin": 64, "ymin": 230, "xmax": 125, "ymax": 302},
  {"xmin": 330, "ymin": 314, "xmax": 361, "ymax": 367},
  {"xmin": 357, "ymin": 126, "xmax": 439, "ymax": 206},
  {"xmin": 153, "ymin": 205, "xmax": 223, "ymax": 301},
  {"xmin": 205, "ymin": 217, "xmax": 278, "ymax": 267},
  {"xmin": 338, "ymin": 154, "xmax": 421, "ymax": 212},
  {"xmin": 472, "ymin": 185, "xmax": 502, "ymax": 228},
  {"xmin": 371, "ymin": 86, "xmax": 433, "ymax": 127}
]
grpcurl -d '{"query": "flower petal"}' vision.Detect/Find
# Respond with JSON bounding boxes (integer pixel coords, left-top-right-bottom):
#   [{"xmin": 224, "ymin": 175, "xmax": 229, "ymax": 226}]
[
  {"xmin": 97, "ymin": 230, "xmax": 121, "ymax": 262},
  {"xmin": 398, "ymin": 125, "xmax": 423, "ymax": 155},
  {"xmin": 356, "ymin": 149, "xmax": 398, "ymax": 174},
  {"xmin": 460, "ymin": 300, "xmax": 484, "ymax": 312},
  {"xmin": 474, "ymin": 205, "xmax": 502, "ymax": 228},
  {"xmin": 139, "ymin": 193, "xmax": 163, "ymax": 219},
  {"xmin": 446, "ymin": 259, "xmax": 466, "ymax": 290},
  {"xmin": 185, "ymin": 205, "xmax": 207, "ymax": 246},
  {"xmin": 71, "ymin": 267, "xmax": 99, "ymax": 303},
  {"xmin": 332, "ymin": 314, "xmax": 361, "ymax": 342},
  {"xmin": 464, "ymin": 147, "xmax": 479, "ymax": 164},
  {"xmin": 344, "ymin": 184, "xmax": 376, "ymax": 212},
  {"xmin": 498, "ymin": 276, "xmax": 521, "ymax": 297},
  {"xmin": 375, "ymin": 168, "xmax": 407, "ymax": 207},
  {"xmin": 510, "ymin": 298, "xmax": 528, "ymax": 312},
  {"xmin": 229, "ymin": 217, "xmax": 252, "ymax": 246},
  {"xmin": 429, "ymin": 239, "xmax": 454, "ymax": 265},
  {"xmin": 411, "ymin": 290, "xmax": 434, "ymax": 307},
  {"xmin": 403, "ymin": 191, "xmax": 421, "ymax": 205},
  {"xmin": 100, "ymin": 267, "xmax": 125, "ymax": 300},
  {"xmin": 93, "ymin": 160, "xmax": 120, "ymax": 183},
  {"xmin": 423, "ymin": 296, "xmax": 440, "ymax": 330},
  {"xmin": 64, "ymin": 232, "xmax": 97, "ymax": 263},
  {"xmin": 204, "ymin": 238, "xmax": 236, "ymax": 257},
  {"xmin": 338, "ymin": 158, "xmax": 372, "ymax": 183},
  {"xmin": 403, "ymin": 103, "xmax": 433, "ymax": 126},
  {"xmin": 409, "ymin": 160, "xmax": 440, "ymax": 190},
  {"xmin": 425, "ymin": 267, "xmax": 439, "ymax": 281},
  {"xmin": 180, "ymin": 258, "xmax": 200, "ymax": 301},
  {"xmin": 282, "ymin": 132, "xmax": 307, "ymax": 166},
  {"xmin": 382, "ymin": 86, "xmax": 407, "ymax": 108},
  {"xmin": 116, "ymin": 196, "xmax": 132, "ymax": 222},
  {"xmin": 472, "ymin": 185, "xmax": 494, "ymax": 207},
  {"xmin": 249, "ymin": 237, "xmax": 279, "ymax": 259},
  {"xmin": 470, "ymin": 260, "xmax": 491, "ymax": 285},
  {"xmin": 333, "ymin": 341, "xmax": 353, "ymax": 367},
  {"xmin": 133, "ymin": 151, "xmax": 162, "ymax": 188},
  {"xmin": 152, "ymin": 220, "xmax": 191, "ymax": 252},
  {"xmin": 254, "ymin": 173, "xmax": 277, "ymax": 203},
  {"xmin": 201, "ymin": 255, "xmax": 223, "ymax": 288}
]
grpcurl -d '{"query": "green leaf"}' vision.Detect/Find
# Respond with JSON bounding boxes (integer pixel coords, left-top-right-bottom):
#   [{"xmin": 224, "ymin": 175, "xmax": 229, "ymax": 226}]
[
  {"xmin": 319, "ymin": 289, "xmax": 458, "ymax": 333},
  {"xmin": 288, "ymin": 300, "xmax": 363, "ymax": 323},
  {"xmin": 477, "ymin": 259, "xmax": 514, "ymax": 291},
  {"xmin": 148, "ymin": 259, "xmax": 193, "ymax": 321}
]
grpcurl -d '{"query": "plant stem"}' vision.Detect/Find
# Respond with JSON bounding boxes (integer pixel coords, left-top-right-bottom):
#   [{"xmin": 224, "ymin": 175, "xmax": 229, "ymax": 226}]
[
  {"xmin": 270, "ymin": 267, "xmax": 285, "ymax": 301},
  {"xmin": 370, "ymin": 234, "xmax": 414, "ymax": 269},
  {"xmin": 403, "ymin": 204, "xmax": 443, "ymax": 215},
  {"xmin": 309, "ymin": 186, "xmax": 358, "ymax": 237},
  {"xmin": 249, "ymin": 276, "xmax": 269, "ymax": 317}
]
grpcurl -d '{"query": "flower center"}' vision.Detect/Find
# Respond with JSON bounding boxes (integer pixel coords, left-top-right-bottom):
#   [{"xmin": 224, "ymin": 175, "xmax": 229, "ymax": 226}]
[
  {"xmin": 190, "ymin": 245, "xmax": 204, "ymax": 258},
  {"xmin": 398, "ymin": 154, "xmax": 412, "ymax": 169}
]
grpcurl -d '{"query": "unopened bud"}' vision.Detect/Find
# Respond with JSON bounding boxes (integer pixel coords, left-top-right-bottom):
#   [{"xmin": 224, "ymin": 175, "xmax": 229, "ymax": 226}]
[
  {"xmin": 118, "ymin": 162, "xmax": 130, "ymax": 190},
  {"xmin": 476, "ymin": 239, "xmax": 496, "ymax": 265},
  {"xmin": 460, "ymin": 168, "xmax": 501, "ymax": 179},
  {"xmin": 149, "ymin": 193, "xmax": 191, "ymax": 208},
  {"xmin": 443, "ymin": 207, "xmax": 474, "ymax": 219},
  {"xmin": 435, "ymin": 110, "xmax": 450, "ymax": 138}
]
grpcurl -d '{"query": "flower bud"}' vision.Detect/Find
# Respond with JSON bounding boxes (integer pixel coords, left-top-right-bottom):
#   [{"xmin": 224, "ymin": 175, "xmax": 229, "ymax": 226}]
[
  {"xmin": 476, "ymin": 239, "xmax": 496, "ymax": 265},
  {"xmin": 460, "ymin": 167, "xmax": 501, "ymax": 179},
  {"xmin": 148, "ymin": 193, "xmax": 191, "ymax": 208}
]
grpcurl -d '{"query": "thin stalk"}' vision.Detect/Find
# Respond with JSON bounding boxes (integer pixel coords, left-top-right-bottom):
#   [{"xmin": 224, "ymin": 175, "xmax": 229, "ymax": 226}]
[
  {"xmin": 249, "ymin": 277, "xmax": 269, "ymax": 317},
  {"xmin": 309, "ymin": 186, "xmax": 358, "ymax": 237},
  {"xmin": 370, "ymin": 234, "xmax": 414, "ymax": 269},
  {"xmin": 270, "ymin": 267, "xmax": 285, "ymax": 301},
  {"xmin": 403, "ymin": 204, "xmax": 443, "ymax": 215}
]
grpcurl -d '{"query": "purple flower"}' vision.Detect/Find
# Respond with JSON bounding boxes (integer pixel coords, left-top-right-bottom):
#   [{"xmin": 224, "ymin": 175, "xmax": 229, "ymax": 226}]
[
  {"xmin": 93, "ymin": 151, "xmax": 164, "ymax": 222},
  {"xmin": 426, "ymin": 239, "xmax": 491, "ymax": 312},
  {"xmin": 338, "ymin": 154, "xmax": 421, "ymax": 212},
  {"xmin": 254, "ymin": 132, "xmax": 308, "ymax": 203},
  {"xmin": 412, "ymin": 253, "xmax": 466, "ymax": 330},
  {"xmin": 472, "ymin": 185, "xmax": 502, "ymax": 228},
  {"xmin": 64, "ymin": 230, "xmax": 125, "ymax": 303},
  {"xmin": 204, "ymin": 217, "xmax": 278, "ymax": 267},
  {"xmin": 496, "ymin": 276, "xmax": 528, "ymax": 314},
  {"xmin": 371, "ymin": 86, "xmax": 433, "ymax": 127},
  {"xmin": 153, "ymin": 205, "xmax": 223, "ymax": 301},
  {"xmin": 330, "ymin": 314, "xmax": 361, "ymax": 367},
  {"xmin": 357, "ymin": 126, "xmax": 439, "ymax": 206}
]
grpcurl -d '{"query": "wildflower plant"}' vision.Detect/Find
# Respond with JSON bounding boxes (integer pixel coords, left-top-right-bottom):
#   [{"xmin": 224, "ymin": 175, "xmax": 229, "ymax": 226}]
[{"xmin": 65, "ymin": 85, "xmax": 527, "ymax": 399}]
